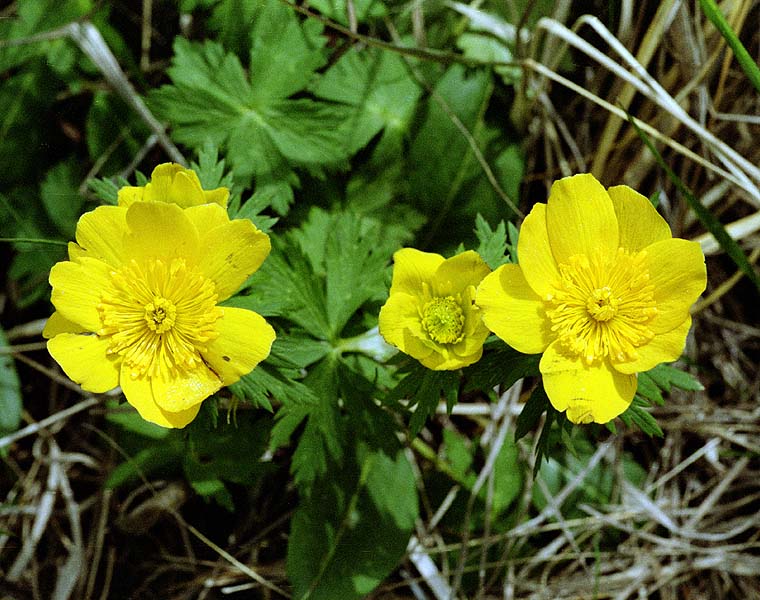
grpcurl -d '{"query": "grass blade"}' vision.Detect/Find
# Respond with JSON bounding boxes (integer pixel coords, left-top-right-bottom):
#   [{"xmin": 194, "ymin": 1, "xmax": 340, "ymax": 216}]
[
  {"xmin": 626, "ymin": 111, "xmax": 760, "ymax": 293},
  {"xmin": 698, "ymin": 0, "xmax": 760, "ymax": 94}
]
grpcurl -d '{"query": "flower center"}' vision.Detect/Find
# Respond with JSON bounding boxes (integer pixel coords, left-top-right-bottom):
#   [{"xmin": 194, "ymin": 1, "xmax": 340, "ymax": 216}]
[
  {"xmin": 421, "ymin": 296, "xmax": 465, "ymax": 345},
  {"xmin": 545, "ymin": 249, "xmax": 658, "ymax": 365},
  {"xmin": 144, "ymin": 297, "xmax": 176, "ymax": 332},
  {"xmin": 98, "ymin": 258, "xmax": 223, "ymax": 378}
]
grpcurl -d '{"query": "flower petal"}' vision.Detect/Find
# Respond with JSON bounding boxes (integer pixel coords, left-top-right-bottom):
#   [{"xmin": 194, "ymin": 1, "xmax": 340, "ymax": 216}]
[
  {"xmin": 517, "ymin": 203, "xmax": 561, "ymax": 298},
  {"xmin": 116, "ymin": 186, "xmax": 144, "ymax": 208},
  {"xmin": 389, "ymin": 248, "xmax": 444, "ymax": 296},
  {"xmin": 43, "ymin": 312, "xmax": 86, "ymax": 338},
  {"xmin": 197, "ymin": 218, "xmax": 271, "ymax": 300},
  {"xmin": 120, "ymin": 365, "xmax": 202, "ymax": 428},
  {"xmin": 614, "ymin": 317, "xmax": 692, "ymax": 374},
  {"xmin": 74, "ymin": 205, "xmax": 128, "ymax": 267},
  {"xmin": 184, "ymin": 203, "xmax": 231, "ymax": 235},
  {"xmin": 47, "ymin": 333, "xmax": 119, "ymax": 392},
  {"xmin": 123, "ymin": 202, "xmax": 200, "ymax": 265},
  {"xmin": 143, "ymin": 163, "xmax": 187, "ymax": 203},
  {"xmin": 644, "ymin": 238, "xmax": 706, "ymax": 333},
  {"xmin": 203, "ymin": 307, "xmax": 276, "ymax": 385},
  {"xmin": 50, "ymin": 257, "xmax": 112, "ymax": 332},
  {"xmin": 203, "ymin": 187, "xmax": 229, "ymax": 208},
  {"xmin": 433, "ymin": 250, "xmax": 491, "ymax": 295},
  {"xmin": 546, "ymin": 174, "xmax": 619, "ymax": 266},
  {"xmin": 151, "ymin": 366, "xmax": 222, "ymax": 413},
  {"xmin": 608, "ymin": 185, "xmax": 672, "ymax": 251},
  {"xmin": 379, "ymin": 293, "xmax": 427, "ymax": 354},
  {"xmin": 476, "ymin": 264, "xmax": 553, "ymax": 354},
  {"xmin": 540, "ymin": 341, "xmax": 636, "ymax": 424}
]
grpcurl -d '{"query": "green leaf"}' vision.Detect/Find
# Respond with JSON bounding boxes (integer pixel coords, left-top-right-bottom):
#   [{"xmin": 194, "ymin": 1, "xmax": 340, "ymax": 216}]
[
  {"xmin": 644, "ymin": 363, "xmax": 704, "ymax": 393},
  {"xmin": 407, "ymin": 65, "xmax": 493, "ymax": 227},
  {"xmin": 248, "ymin": 2, "xmax": 328, "ymax": 103},
  {"xmin": 312, "ymin": 46, "xmax": 422, "ymax": 154},
  {"xmin": 0, "ymin": 328, "xmax": 22, "ymax": 435},
  {"xmin": 474, "ymin": 214, "xmax": 509, "ymax": 269},
  {"xmin": 464, "ymin": 338, "xmax": 540, "ymax": 393},
  {"xmin": 307, "ymin": 0, "xmax": 386, "ymax": 25},
  {"xmin": 515, "ymin": 383, "xmax": 549, "ymax": 442},
  {"xmin": 287, "ymin": 440, "xmax": 418, "ymax": 600},
  {"xmin": 87, "ymin": 177, "xmax": 122, "ymax": 205},
  {"xmin": 387, "ymin": 364, "xmax": 460, "ymax": 436},
  {"xmin": 149, "ymin": 31, "xmax": 348, "ymax": 193},
  {"xmin": 40, "ymin": 160, "xmax": 85, "ymax": 237},
  {"xmin": 618, "ymin": 397, "xmax": 663, "ymax": 438}
]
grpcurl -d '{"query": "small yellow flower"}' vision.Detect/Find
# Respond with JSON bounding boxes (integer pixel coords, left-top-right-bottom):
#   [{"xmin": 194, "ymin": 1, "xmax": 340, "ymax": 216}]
[
  {"xmin": 117, "ymin": 163, "xmax": 229, "ymax": 209},
  {"xmin": 477, "ymin": 174, "xmax": 706, "ymax": 424},
  {"xmin": 44, "ymin": 201, "xmax": 275, "ymax": 428},
  {"xmin": 378, "ymin": 249, "xmax": 491, "ymax": 370}
]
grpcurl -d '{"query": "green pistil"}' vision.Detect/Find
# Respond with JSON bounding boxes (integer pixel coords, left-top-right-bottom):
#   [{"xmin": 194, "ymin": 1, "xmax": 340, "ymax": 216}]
[{"xmin": 421, "ymin": 296, "xmax": 465, "ymax": 345}]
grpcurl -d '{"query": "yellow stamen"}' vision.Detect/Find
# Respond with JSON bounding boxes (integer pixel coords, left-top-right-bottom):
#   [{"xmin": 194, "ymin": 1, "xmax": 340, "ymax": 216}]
[
  {"xmin": 421, "ymin": 296, "xmax": 465, "ymax": 345},
  {"xmin": 546, "ymin": 249, "xmax": 657, "ymax": 365},
  {"xmin": 97, "ymin": 258, "xmax": 222, "ymax": 378}
]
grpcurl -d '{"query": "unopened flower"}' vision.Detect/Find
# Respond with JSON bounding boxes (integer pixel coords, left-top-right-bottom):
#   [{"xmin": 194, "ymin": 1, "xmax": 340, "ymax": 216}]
[
  {"xmin": 379, "ymin": 249, "xmax": 491, "ymax": 370},
  {"xmin": 476, "ymin": 174, "xmax": 706, "ymax": 424},
  {"xmin": 117, "ymin": 163, "xmax": 229, "ymax": 208},
  {"xmin": 44, "ymin": 200, "xmax": 274, "ymax": 428}
]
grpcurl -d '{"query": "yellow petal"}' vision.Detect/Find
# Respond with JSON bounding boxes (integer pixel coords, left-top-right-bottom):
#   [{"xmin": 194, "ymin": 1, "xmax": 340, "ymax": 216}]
[
  {"xmin": 47, "ymin": 333, "xmax": 119, "ymax": 392},
  {"xmin": 143, "ymin": 163, "xmax": 187, "ymax": 204},
  {"xmin": 116, "ymin": 186, "xmax": 145, "ymax": 208},
  {"xmin": 43, "ymin": 312, "xmax": 86, "ymax": 338},
  {"xmin": 203, "ymin": 187, "xmax": 229, "ymax": 208},
  {"xmin": 476, "ymin": 264, "xmax": 552, "ymax": 354},
  {"xmin": 608, "ymin": 185, "xmax": 672, "ymax": 252},
  {"xmin": 546, "ymin": 174, "xmax": 619, "ymax": 266},
  {"xmin": 427, "ymin": 346, "xmax": 483, "ymax": 370},
  {"xmin": 50, "ymin": 257, "xmax": 112, "ymax": 332},
  {"xmin": 151, "ymin": 366, "xmax": 222, "ymax": 413},
  {"xmin": 203, "ymin": 307, "xmax": 276, "ymax": 385},
  {"xmin": 123, "ymin": 202, "xmax": 200, "ymax": 265},
  {"xmin": 389, "ymin": 248, "xmax": 444, "ymax": 296},
  {"xmin": 517, "ymin": 203, "xmax": 561, "ymax": 298},
  {"xmin": 197, "ymin": 218, "xmax": 271, "ymax": 300},
  {"xmin": 644, "ymin": 238, "xmax": 706, "ymax": 333},
  {"xmin": 433, "ymin": 250, "xmax": 491, "ymax": 295},
  {"xmin": 378, "ymin": 293, "xmax": 427, "ymax": 354},
  {"xmin": 168, "ymin": 170, "xmax": 206, "ymax": 207},
  {"xmin": 74, "ymin": 205, "xmax": 128, "ymax": 267},
  {"xmin": 67, "ymin": 241, "xmax": 87, "ymax": 261},
  {"xmin": 614, "ymin": 317, "xmax": 692, "ymax": 374},
  {"xmin": 120, "ymin": 365, "xmax": 202, "ymax": 428},
  {"xmin": 184, "ymin": 203, "xmax": 231, "ymax": 234},
  {"xmin": 540, "ymin": 341, "xmax": 636, "ymax": 424},
  {"xmin": 452, "ymin": 286, "xmax": 490, "ymax": 357}
]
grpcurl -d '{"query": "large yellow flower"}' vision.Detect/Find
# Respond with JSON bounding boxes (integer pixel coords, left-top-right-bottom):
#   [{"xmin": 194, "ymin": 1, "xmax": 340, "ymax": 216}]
[
  {"xmin": 378, "ymin": 249, "xmax": 491, "ymax": 370},
  {"xmin": 476, "ymin": 174, "xmax": 706, "ymax": 424},
  {"xmin": 117, "ymin": 163, "xmax": 229, "ymax": 209},
  {"xmin": 44, "ymin": 200, "xmax": 275, "ymax": 428}
]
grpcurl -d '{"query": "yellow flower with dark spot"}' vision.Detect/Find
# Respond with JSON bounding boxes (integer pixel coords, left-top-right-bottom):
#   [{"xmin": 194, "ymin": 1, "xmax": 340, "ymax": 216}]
[
  {"xmin": 117, "ymin": 163, "xmax": 229, "ymax": 209},
  {"xmin": 44, "ymin": 200, "xmax": 274, "ymax": 428},
  {"xmin": 378, "ymin": 249, "xmax": 491, "ymax": 370},
  {"xmin": 476, "ymin": 174, "xmax": 707, "ymax": 424}
]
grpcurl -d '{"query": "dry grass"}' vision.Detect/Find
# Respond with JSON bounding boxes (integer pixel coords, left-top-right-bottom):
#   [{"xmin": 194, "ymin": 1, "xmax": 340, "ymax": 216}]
[{"xmin": 2, "ymin": 1, "xmax": 760, "ymax": 599}]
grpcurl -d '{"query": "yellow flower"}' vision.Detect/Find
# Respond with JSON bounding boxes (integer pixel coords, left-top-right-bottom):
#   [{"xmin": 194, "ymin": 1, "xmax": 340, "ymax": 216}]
[
  {"xmin": 378, "ymin": 249, "xmax": 491, "ymax": 370},
  {"xmin": 44, "ymin": 201, "xmax": 275, "ymax": 428},
  {"xmin": 476, "ymin": 174, "xmax": 706, "ymax": 424},
  {"xmin": 117, "ymin": 163, "xmax": 229, "ymax": 209}
]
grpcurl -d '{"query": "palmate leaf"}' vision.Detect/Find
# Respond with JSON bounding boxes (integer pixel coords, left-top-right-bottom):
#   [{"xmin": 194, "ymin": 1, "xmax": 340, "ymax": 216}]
[
  {"xmin": 149, "ymin": 5, "xmax": 350, "ymax": 199},
  {"xmin": 287, "ymin": 405, "xmax": 418, "ymax": 600},
  {"xmin": 311, "ymin": 45, "xmax": 422, "ymax": 154}
]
